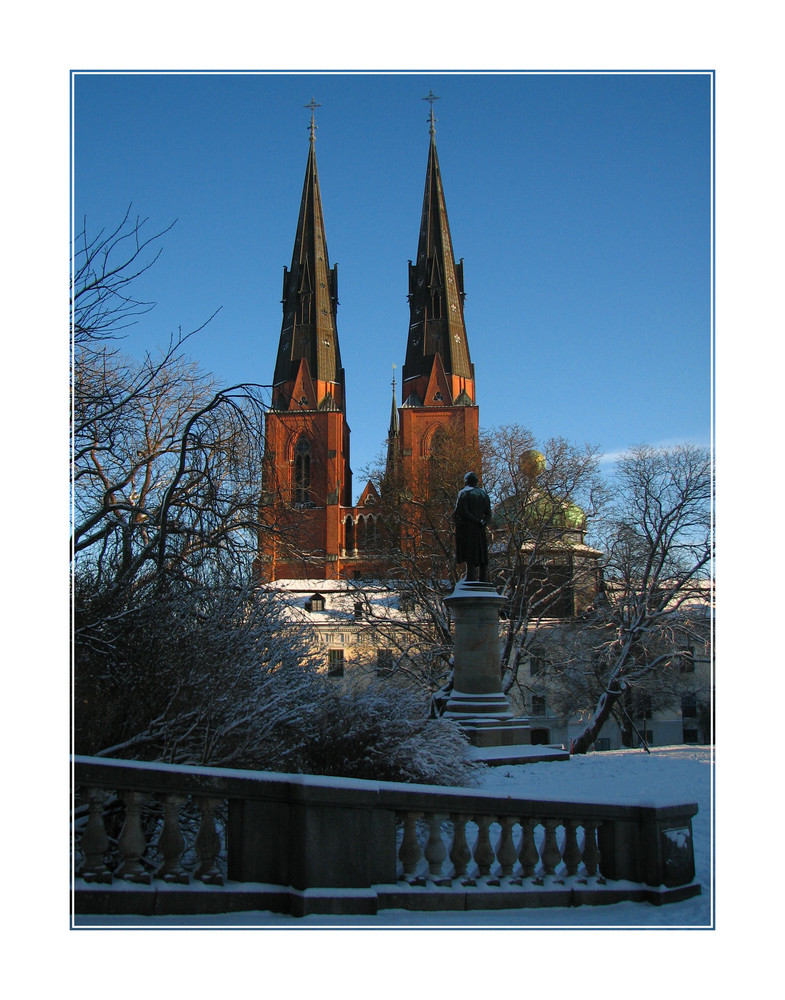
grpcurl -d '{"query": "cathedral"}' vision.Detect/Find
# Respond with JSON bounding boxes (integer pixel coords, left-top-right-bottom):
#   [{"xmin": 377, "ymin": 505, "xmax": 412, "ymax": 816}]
[{"xmin": 257, "ymin": 98, "xmax": 480, "ymax": 582}]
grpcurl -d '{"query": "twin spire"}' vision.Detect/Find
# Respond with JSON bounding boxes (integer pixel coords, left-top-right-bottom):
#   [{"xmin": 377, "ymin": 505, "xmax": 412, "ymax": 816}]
[
  {"xmin": 272, "ymin": 98, "xmax": 343, "ymax": 411},
  {"xmin": 272, "ymin": 95, "xmax": 475, "ymax": 415}
]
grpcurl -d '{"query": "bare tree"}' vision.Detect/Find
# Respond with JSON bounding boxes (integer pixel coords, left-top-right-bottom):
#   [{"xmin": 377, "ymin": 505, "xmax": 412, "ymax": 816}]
[
  {"xmin": 479, "ymin": 426, "xmax": 608, "ymax": 698},
  {"xmin": 71, "ymin": 209, "xmax": 271, "ymax": 599},
  {"xmin": 71, "ymin": 205, "xmax": 176, "ymax": 349},
  {"xmin": 71, "ymin": 210, "xmax": 280, "ymax": 763},
  {"xmin": 547, "ymin": 443, "xmax": 713, "ymax": 753}
]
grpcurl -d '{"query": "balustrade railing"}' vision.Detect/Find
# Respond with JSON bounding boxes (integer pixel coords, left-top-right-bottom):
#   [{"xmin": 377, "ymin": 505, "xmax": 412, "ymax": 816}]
[
  {"xmin": 394, "ymin": 812, "xmax": 605, "ymax": 887},
  {"xmin": 73, "ymin": 755, "xmax": 700, "ymax": 918}
]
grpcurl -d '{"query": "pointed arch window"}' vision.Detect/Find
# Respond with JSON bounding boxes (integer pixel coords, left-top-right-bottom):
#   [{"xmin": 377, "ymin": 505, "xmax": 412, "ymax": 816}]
[
  {"xmin": 294, "ymin": 437, "xmax": 312, "ymax": 506},
  {"xmin": 421, "ymin": 424, "xmax": 448, "ymax": 459}
]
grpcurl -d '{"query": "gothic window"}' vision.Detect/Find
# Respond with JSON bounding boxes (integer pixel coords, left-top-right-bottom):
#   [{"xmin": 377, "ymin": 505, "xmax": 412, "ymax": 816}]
[
  {"xmin": 344, "ymin": 516, "xmax": 355, "ymax": 553},
  {"xmin": 421, "ymin": 424, "xmax": 447, "ymax": 459},
  {"xmin": 294, "ymin": 437, "xmax": 312, "ymax": 505},
  {"xmin": 356, "ymin": 516, "xmax": 366, "ymax": 551}
]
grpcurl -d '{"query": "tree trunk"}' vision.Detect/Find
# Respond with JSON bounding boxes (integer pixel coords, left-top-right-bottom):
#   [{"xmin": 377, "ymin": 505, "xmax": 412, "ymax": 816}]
[{"xmin": 571, "ymin": 689, "xmax": 621, "ymax": 755}]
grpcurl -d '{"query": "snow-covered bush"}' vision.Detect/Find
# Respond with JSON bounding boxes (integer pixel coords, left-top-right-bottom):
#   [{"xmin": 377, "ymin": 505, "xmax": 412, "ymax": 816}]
[
  {"xmin": 272, "ymin": 675, "xmax": 482, "ymax": 786},
  {"xmin": 75, "ymin": 577, "xmax": 480, "ymax": 786},
  {"xmin": 74, "ymin": 580, "xmax": 323, "ymax": 766}
]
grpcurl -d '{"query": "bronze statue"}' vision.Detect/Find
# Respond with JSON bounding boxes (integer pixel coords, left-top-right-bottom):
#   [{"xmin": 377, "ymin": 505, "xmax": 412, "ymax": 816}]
[{"xmin": 453, "ymin": 471, "xmax": 492, "ymax": 582}]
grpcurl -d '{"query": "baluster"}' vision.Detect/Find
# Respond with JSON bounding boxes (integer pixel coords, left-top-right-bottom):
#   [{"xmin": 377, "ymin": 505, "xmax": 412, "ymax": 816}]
[
  {"xmin": 473, "ymin": 815, "xmax": 497, "ymax": 880},
  {"xmin": 495, "ymin": 817, "xmax": 518, "ymax": 878},
  {"xmin": 541, "ymin": 818, "xmax": 563, "ymax": 882},
  {"xmin": 581, "ymin": 820, "xmax": 604, "ymax": 882},
  {"xmin": 114, "ymin": 790, "xmax": 152, "ymax": 883},
  {"xmin": 424, "ymin": 813, "xmax": 449, "ymax": 884},
  {"xmin": 562, "ymin": 819, "xmax": 582, "ymax": 878},
  {"xmin": 449, "ymin": 813, "xmax": 472, "ymax": 881},
  {"xmin": 79, "ymin": 788, "xmax": 111, "ymax": 883},
  {"xmin": 517, "ymin": 818, "xmax": 539, "ymax": 879},
  {"xmin": 398, "ymin": 811, "xmax": 423, "ymax": 880},
  {"xmin": 194, "ymin": 797, "xmax": 224, "ymax": 885},
  {"xmin": 156, "ymin": 793, "xmax": 189, "ymax": 884}
]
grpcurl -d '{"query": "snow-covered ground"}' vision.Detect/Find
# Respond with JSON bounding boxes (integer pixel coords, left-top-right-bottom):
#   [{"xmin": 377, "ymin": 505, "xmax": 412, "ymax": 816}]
[{"xmin": 81, "ymin": 745, "xmax": 713, "ymax": 929}]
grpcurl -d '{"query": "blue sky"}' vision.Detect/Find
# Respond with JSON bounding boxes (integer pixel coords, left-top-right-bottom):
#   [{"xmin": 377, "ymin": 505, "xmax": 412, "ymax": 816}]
[{"xmin": 73, "ymin": 71, "xmax": 711, "ymax": 499}]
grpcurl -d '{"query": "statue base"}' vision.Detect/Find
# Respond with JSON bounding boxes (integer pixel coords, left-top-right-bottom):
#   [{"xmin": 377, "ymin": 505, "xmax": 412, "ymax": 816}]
[{"xmin": 441, "ymin": 579, "xmax": 558, "ymax": 764}]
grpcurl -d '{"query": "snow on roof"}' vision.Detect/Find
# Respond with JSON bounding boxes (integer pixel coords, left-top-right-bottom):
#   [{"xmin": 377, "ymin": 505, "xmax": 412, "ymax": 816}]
[{"xmin": 263, "ymin": 579, "xmax": 415, "ymax": 623}]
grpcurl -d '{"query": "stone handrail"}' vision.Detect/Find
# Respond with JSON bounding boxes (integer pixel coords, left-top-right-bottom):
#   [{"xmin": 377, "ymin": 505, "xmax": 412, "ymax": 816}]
[{"xmin": 73, "ymin": 755, "xmax": 700, "ymax": 917}]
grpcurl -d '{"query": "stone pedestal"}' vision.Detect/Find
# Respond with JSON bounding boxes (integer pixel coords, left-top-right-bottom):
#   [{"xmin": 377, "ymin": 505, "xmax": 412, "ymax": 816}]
[{"xmin": 443, "ymin": 580, "xmax": 568, "ymax": 765}]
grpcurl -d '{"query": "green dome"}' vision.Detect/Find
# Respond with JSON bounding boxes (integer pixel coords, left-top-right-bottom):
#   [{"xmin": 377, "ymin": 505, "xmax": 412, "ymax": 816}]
[
  {"xmin": 562, "ymin": 501, "xmax": 586, "ymax": 530},
  {"xmin": 531, "ymin": 495, "xmax": 586, "ymax": 531}
]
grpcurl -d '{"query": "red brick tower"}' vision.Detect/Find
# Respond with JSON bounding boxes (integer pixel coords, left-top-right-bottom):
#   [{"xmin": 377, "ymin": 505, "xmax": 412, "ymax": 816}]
[
  {"xmin": 259, "ymin": 104, "xmax": 353, "ymax": 580},
  {"xmin": 394, "ymin": 95, "xmax": 480, "ymax": 493}
]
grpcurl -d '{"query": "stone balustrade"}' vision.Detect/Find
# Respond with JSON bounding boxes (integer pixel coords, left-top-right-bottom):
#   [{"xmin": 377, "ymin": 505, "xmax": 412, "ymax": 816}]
[{"xmin": 73, "ymin": 755, "xmax": 700, "ymax": 918}]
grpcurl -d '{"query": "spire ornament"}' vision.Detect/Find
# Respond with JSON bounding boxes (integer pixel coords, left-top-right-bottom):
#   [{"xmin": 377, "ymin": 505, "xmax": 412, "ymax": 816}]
[
  {"xmin": 305, "ymin": 97, "xmax": 322, "ymax": 144},
  {"xmin": 422, "ymin": 90, "xmax": 440, "ymax": 138}
]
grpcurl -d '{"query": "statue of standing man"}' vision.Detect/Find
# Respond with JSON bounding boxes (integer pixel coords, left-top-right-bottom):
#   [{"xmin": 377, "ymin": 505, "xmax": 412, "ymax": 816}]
[{"xmin": 453, "ymin": 471, "xmax": 492, "ymax": 582}]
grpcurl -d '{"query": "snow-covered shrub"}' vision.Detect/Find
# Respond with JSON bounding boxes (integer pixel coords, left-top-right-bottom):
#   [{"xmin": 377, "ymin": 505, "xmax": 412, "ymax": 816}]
[
  {"xmin": 75, "ymin": 578, "xmax": 480, "ymax": 786},
  {"xmin": 272, "ymin": 675, "xmax": 483, "ymax": 787},
  {"xmin": 74, "ymin": 579, "xmax": 324, "ymax": 766}
]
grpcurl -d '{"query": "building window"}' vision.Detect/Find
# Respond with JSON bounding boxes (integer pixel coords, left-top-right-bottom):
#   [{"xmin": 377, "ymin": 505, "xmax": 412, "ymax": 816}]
[
  {"xmin": 376, "ymin": 649, "xmax": 394, "ymax": 677},
  {"xmin": 531, "ymin": 695, "xmax": 546, "ymax": 717},
  {"xmin": 294, "ymin": 438, "xmax": 311, "ymax": 505},
  {"xmin": 529, "ymin": 656, "xmax": 545, "ymax": 676},
  {"xmin": 399, "ymin": 594, "xmax": 415, "ymax": 613},
  {"xmin": 327, "ymin": 649, "xmax": 344, "ymax": 677},
  {"xmin": 681, "ymin": 693, "xmax": 697, "ymax": 719},
  {"xmin": 634, "ymin": 693, "xmax": 652, "ymax": 720},
  {"xmin": 305, "ymin": 592, "xmax": 325, "ymax": 613}
]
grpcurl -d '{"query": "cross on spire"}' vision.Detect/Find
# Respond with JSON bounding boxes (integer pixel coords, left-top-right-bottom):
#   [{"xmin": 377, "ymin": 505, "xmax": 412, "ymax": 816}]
[
  {"xmin": 305, "ymin": 97, "xmax": 322, "ymax": 143},
  {"xmin": 422, "ymin": 90, "xmax": 440, "ymax": 138}
]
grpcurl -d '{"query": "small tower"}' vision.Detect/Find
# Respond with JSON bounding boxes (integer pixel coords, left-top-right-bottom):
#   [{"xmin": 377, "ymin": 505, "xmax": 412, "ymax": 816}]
[{"xmin": 385, "ymin": 366, "xmax": 399, "ymax": 479}]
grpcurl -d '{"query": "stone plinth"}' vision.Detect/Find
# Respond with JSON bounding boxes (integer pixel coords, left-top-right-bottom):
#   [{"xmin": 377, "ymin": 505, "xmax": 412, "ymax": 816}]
[{"xmin": 442, "ymin": 580, "xmax": 542, "ymax": 763}]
